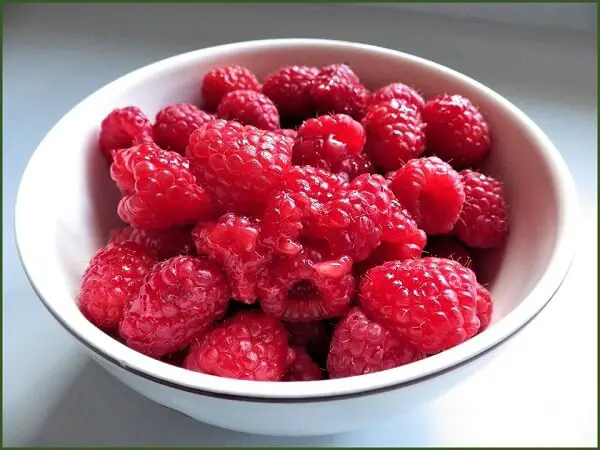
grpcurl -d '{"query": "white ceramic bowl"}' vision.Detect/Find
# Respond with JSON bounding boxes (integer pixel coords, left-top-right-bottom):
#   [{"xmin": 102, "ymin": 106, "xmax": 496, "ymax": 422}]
[{"xmin": 15, "ymin": 39, "xmax": 577, "ymax": 436}]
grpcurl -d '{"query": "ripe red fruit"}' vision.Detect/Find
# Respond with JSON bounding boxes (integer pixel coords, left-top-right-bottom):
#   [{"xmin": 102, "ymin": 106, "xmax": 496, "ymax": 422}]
[
  {"xmin": 311, "ymin": 64, "xmax": 368, "ymax": 119},
  {"xmin": 389, "ymin": 156, "xmax": 465, "ymax": 235},
  {"xmin": 153, "ymin": 103, "xmax": 215, "ymax": 154},
  {"xmin": 217, "ymin": 90, "xmax": 280, "ymax": 131},
  {"xmin": 258, "ymin": 247, "xmax": 355, "ymax": 322},
  {"xmin": 328, "ymin": 307, "xmax": 423, "ymax": 378},
  {"xmin": 308, "ymin": 174, "xmax": 394, "ymax": 262},
  {"xmin": 120, "ymin": 256, "xmax": 230, "ymax": 358},
  {"xmin": 362, "ymin": 99, "xmax": 426, "ymax": 172},
  {"xmin": 184, "ymin": 311, "xmax": 291, "ymax": 381},
  {"xmin": 336, "ymin": 152, "xmax": 375, "ymax": 179},
  {"xmin": 285, "ymin": 346, "xmax": 323, "ymax": 381},
  {"xmin": 454, "ymin": 170, "xmax": 509, "ymax": 249},
  {"xmin": 110, "ymin": 143, "xmax": 214, "ymax": 230},
  {"xmin": 108, "ymin": 226, "xmax": 195, "ymax": 259},
  {"xmin": 186, "ymin": 120, "xmax": 293, "ymax": 215},
  {"xmin": 78, "ymin": 242, "xmax": 157, "ymax": 330},
  {"xmin": 475, "ymin": 283, "xmax": 493, "ymax": 332},
  {"xmin": 193, "ymin": 213, "xmax": 268, "ymax": 304},
  {"xmin": 293, "ymin": 114, "xmax": 366, "ymax": 170},
  {"xmin": 422, "ymin": 94, "xmax": 491, "ymax": 168},
  {"xmin": 201, "ymin": 65, "xmax": 261, "ymax": 110},
  {"xmin": 359, "ymin": 257, "xmax": 480, "ymax": 355},
  {"xmin": 368, "ymin": 82, "xmax": 425, "ymax": 111},
  {"xmin": 99, "ymin": 106, "xmax": 153, "ymax": 161},
  {"xmin": 262, "ymin": 65, "xmax": 320, "ymax": 119}
]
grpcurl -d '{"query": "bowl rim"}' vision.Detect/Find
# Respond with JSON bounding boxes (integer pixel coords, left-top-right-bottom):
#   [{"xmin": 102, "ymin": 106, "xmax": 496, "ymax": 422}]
[{"xmin": 15, "ymin": 38, "xmax": 579, "ymax": 402}]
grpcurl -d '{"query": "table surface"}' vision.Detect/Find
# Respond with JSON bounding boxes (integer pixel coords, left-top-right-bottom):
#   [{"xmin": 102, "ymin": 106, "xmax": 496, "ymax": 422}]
[{"xmin": 3, "ymin": 4, "xmax": 598, "ymax": 447}]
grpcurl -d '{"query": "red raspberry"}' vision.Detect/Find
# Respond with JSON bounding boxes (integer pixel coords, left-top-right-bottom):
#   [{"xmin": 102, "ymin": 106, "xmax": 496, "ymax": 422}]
[
  {"xmin": 422, "ymin": 94, "xmax": 491, "ymax": 168},
  {"xmin": 120, "ymin": 256, "xmax": 229, "ymax": 358},
  {"xmin": 336, "ymin": 152, "xmax": 375, "ymax": 180},
  {"xmin": 259, "ymin": 168, "xmax": 348, "ymax": 257},
  {"xmin": 201, "ymin": 65, "xmax": 261, "ymax": 110},
  {"xmin": 293, "ymin": 114, "xmax": 366, "ymax": 170},
  {"xmin": 184, "ymin": 311, "xmax": 291, "ymax": 381},
  {"xmin": 258, "ymin": 248, "xmax": 355, "ymax": 322},
  {"xmin": 284, "ymin": 165, "xmax": 348, "ymax": 206},
  {"xmin": 111, "ymin": 143, "xmax": 214, "ymax": 230},
  {"xmin": 475, "ymin": 283, "xmax": 493, "ymax": 332},
  {"xmin": 78, "ymin": 242, "xmax": 157, "ymax": 330},
  {"xmin": 308, "ymin": 174, "xmax": 393, "ymax": 261},
  {"xmin": 389, "ymin": 157, "xmax": 465, "ymax": 235},
  {"xmin": 108, "ymin": 226, "xmax": 195, "ymax": 259},
  {"xmin": 369, "ymin": 83, "xmax": 425, "ymax": 112},
  {"xmin": 193, "ymin": 214, "xmax": 268, "ymax": 304},
  {"xmin": 99, "ymin": 106, "xmax": 153, "ymax": 161},
  {"xmin": 260, "ymin": 191, "xmax": 304, "ymax": 256},
  {"xmin": 285, "ymin": 346, "xmax": 323, "ymax": 381},
  {"xmin": 262, "ymin": 65, "xmax": 320, "ymax": 119},
  {"xmin": 427, "ymin": 236, "xmax": 472, "ymax": 268},
  {"xmin": 359, "ymin": 257, "xmax": 480, "ymax": 354},
  {"xmin": 327, "ymin": 307, "xmax": 423, "ymax": 378},
  {"xmin": 217, "ymin": 90, "xmax": 280, "ymax": 131},
  {"xmin": 362, "ymin": 99, "xmax": 426, "ymax": 172},
  {"xmin": 186, "ymin": 120, "xmax": 293, "ymax": 215},
  {"xmin": 153, "ymin": 103, "xmax": 215, "ymax": 154},
  {"xmin": 284, "ymin": 320, "xmax": 330, "ymax": 359},
  {"xmin": 454, "ymin": 170, "xmax": 509, "ymax": 249},
  {"xmin": 356, "ymin": 200, "xmax": 426, "ymax": 274},
  {"xmin": 276, "ymin": 128, "xmax": 298, "ymax": 140},
  {"xmin": 311, "ymin": 64, "xmax": 368, "ymax": 119}
]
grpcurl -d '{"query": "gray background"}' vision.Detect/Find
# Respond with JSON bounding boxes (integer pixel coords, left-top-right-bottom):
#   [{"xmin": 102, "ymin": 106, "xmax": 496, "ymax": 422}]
[{"xmin": 3, "ymin": 3, "xmax": 597, "ymax": 447}]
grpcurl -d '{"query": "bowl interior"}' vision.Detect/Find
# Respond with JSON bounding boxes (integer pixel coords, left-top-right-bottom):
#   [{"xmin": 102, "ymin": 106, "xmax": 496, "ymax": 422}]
[{"xmin": 15, "ymin": 40, "xmax": 574, "ymax": 399}]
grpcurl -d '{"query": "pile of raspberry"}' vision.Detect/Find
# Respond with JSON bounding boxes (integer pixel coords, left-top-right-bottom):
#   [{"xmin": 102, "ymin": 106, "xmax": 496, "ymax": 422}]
[{"xmin": 79, "ymin": 63, "xmax": 508, "ymax": 382}]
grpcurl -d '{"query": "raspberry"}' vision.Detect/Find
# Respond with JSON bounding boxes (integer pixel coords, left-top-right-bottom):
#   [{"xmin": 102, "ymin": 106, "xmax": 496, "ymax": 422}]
[
  {"xmin": 426, "ymin": 236, "xmax": 472, "ymax": 268},
  {"xmin": 258, "ymin": 248, "xmax": 355, "ymax": 322},
  {"xmin": 153, "ymin": 103, "xmax": 215, "ymax": 154},
  {"xmin": 475, "ymin": 283, "xmax": 493, "ymax": 332},
  {"xmin": 111, "ymin": 143, "xmax": 214, "ymax": 229},
  {"xmin": 454, "ymin": 170, "xmax": 509, "ymax": 249},
  {"xmin": 328, "ymin": 307, "xmax": 423, "ymax": 378},
  {"xmin": 362, "ymin": 99, "xmax": 426, "ymax": 172},
  {"xmin": 120, "ymin": 256, "xmax": 229, "ymax": 358},
  {"xmin": 99, "ymin": 106, "xmax": 153, "ymax": 161},
  {"xmin": 184, "ymin": 311, "xmax": 291, "ymax": 381},
  {"xmin": 389, "ymin": 157, "xmax": 465, "ymax": 235},
  {"xmin": 293, "ymin": 114, "xmax": 366, "ymax": 170},
  {"xmin": 308, "ymin": 174, "xmax": 393, "ymax": 261},
  {"xmin": 201, "ymin": 65, "xmax": 261, "ymax": 110},
  {"xmin": 108, "ymin": 226, "xmax": 195, "ymax": 259},
  {"xmin": 78, "ymin": 242, "xmax": 157, "ymax": 330},
  {"xmin": 217, "ymin": 90, "xmax": 280, "ymax": 131},
  {"xmin": 422, "ymin": 94, "xmax": 491, "ymax": 168},
  {"xmin": 186, "ymin": 120, "xmax": 293, "ymax": 215},
  {"xmin": 193, "ymin": 214, "xmax": 268, "ymax": 304},
  {"xmin": 285, "ymin": 346, "xmax": 323, "ymax": 381},
  {"xmin": 284, "ymin": 320, "xmax": 330, "ymax": 360},
  {"xmin": 276, "ymin": 128, "xmax": 298, "ymax": 140},
  {"xmin": 284, "ymin": 165, "xmax": 348, "ymax": 206},
  {"xmin": 259, "ymin": 191, "xmax": 304, "ymax": 256},
  {"xmin": 359, "ymin": 257, "xmax": 480, "ymax": 354},
  {"xmin": 336, "ymin": 152, "xmax": 375, "ymax": 180},
  {"xmin": 369, "ymin": 83, "xmax": 425, "ymax": 112},
  {"xmin": 311, "ymin": 64, "xmax": 368, "ymax": 119},
  {"xmin": 355, "ymin": 200, "xmax": 426, "ymax": 274},
  {"xmin": 262, "ymin": 65, "xmax": 320, "ymax": 119}
]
